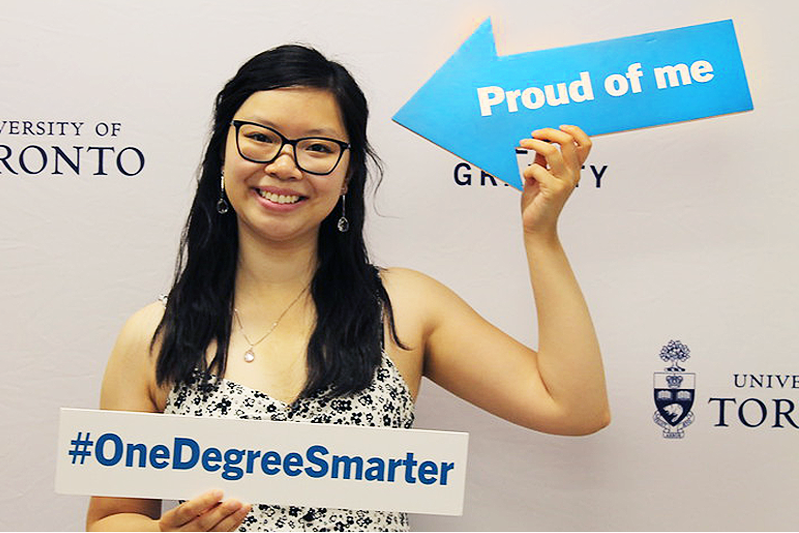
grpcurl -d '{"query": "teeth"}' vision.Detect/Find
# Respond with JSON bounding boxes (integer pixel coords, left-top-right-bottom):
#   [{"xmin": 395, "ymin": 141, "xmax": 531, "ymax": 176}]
[{"xmin": 258, "ymin": 189, "xmax": 301, "ymax": 204}]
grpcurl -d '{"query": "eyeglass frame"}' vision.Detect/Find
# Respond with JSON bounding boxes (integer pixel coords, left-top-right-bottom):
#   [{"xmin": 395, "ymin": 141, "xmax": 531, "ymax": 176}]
[{"xmin": 230, "ymin": 119, "xmax": 351, "ymax": 176}]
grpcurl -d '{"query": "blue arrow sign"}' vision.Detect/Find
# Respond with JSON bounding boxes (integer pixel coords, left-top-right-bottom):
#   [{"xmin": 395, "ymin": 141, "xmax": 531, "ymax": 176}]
[{"xmin": 393, "ymin": 19, "xmax": 753, "ymax": 190}]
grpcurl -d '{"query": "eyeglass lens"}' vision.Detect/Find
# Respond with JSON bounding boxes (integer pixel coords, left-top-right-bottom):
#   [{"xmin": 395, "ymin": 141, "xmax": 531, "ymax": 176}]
[{"xmin": 237, "ymin": 123, "xmax": 344, "ymax": 175}]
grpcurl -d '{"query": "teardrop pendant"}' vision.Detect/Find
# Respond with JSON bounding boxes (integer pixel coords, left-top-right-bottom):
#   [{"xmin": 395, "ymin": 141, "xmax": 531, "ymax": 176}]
[
  {"xmin": 244, "ymin": 349, "xmax": 255, "ymax": 363},
  {"xmin": 217, "ymin": 198, "xmax": 230, "ymax": 214}
]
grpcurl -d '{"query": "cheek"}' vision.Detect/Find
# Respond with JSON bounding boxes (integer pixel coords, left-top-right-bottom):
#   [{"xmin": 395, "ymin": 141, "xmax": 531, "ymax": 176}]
[
  {"xmin": 223, "ymin": 148, "xmax": 262, "ymax": 190},
  {"xmin": 324, "ymin": 173, "xmax": 349, "ymax": 199},
  {"xmin": 222, "ymin": 136, "xmax": 238, "ymax": 176}
]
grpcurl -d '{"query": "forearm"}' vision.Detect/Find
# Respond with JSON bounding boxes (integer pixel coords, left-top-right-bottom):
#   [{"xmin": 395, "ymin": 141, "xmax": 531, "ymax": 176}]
[
  {"xmin": 525, "ymin": 231, "xmax": 609, "ymax": 433},
  {"xmin": 87, "ymin": 513, "xmax": 160, "ymax": 532}
]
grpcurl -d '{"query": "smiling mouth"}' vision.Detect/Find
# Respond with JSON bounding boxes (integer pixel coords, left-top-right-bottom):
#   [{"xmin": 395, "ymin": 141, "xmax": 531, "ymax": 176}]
[{"xmin": 256, "ymin": 189, "xmax": 305, "ymax": 205}]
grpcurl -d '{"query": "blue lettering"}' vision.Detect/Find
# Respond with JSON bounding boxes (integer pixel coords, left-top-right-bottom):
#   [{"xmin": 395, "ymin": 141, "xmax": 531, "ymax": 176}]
[
  {"xmin": 417, "ymin": 461, "xmax": 438, "ymax": 485},
  {"xmin": 261, "ymin": 451, "xmax": 281, "ymax": 475},
  {"xmin": 283, "ymin": 452, "xmax": 303, "ymax": 477},
  {"xmin": 222, "ymin": 449, "xmax": 245, "ymax": 480},
  {"xmin": 95, "ymin": 433, "xmax": 123, "ymax": 467},
  {"xmin": 364, "ymin": 458, "xmax": 385, "ymax": 481},
  {"xmin": 149, "ymin": 444, "xmax": 170, "ymax": 469},
  {"xmin": 201, "ymin": 447, "xmax": 222, "ymax": 472},
  {"xmin": 173, "ymin": 437, "xmax": 199, "ymax": 470},
  {"xmin": 331, "ymin": 455, "xmax": 364, "ymax": 480},
  {"xmin": 387, "ymin": 458, "xmax": 403, "ymax": 482},
  {"xmin": 245, "ymin": 450, "xmax": 261, "ymax": 474},
  {"xmin": 125, "ymin": 443, "xmax": 147, "ymax": 468},
  {"xmin": 403, "ymin": 452, "xmax": 417, "ymax": 484},
  {"xmin": 304, "ymin": 445, "xmax": 329, "ymax": 478},
  {"xmin": 439, "ymin": 462, "xmax": 455, "ymax": 486}
]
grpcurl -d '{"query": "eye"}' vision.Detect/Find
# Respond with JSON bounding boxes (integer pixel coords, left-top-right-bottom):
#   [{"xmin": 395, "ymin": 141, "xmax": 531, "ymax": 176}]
[
  {"xmin": 239, "ymin": 123, "xmax": 280, "ymax": 145},
  {"xmin": 246, "ymin": 132, "xmax": 276, "ymax": 144},
  {"xmin": 301, "ymin": 140, "xmax": 338, "ymax": 155},
  {"xmin": 308, "ymin": 143, "xmax": 333, "ymax": 153}
]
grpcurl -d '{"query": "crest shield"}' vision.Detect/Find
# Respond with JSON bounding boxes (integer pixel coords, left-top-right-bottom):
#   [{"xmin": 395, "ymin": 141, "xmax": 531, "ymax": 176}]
[{"xmin": 654, "ymin": 372, "xmax": 695, "ymax": 426}]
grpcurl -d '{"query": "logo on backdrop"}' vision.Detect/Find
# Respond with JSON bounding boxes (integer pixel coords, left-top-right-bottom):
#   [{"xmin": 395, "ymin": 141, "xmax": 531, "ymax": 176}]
[
  {"xmin": 453, "ymin": 160, "xmax": 609, "ymax": 188},
  {"xmin": 708, "ymin": 373, "xmax": 799, "ymax": 430},
  {"xmin": 653, "ymin": 340, "xmax": 696, "ymax": 439},
  {"xmin": 0, "ymin": 119, "xmax": 145, "ymax": 177},
  {"xmin": 648, "ymin": 340, "xmax": 797, "ymax": 434}
]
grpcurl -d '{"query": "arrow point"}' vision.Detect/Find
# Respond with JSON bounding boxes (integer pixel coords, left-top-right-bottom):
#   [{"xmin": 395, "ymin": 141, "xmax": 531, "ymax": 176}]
[
  {"xmin": 393, "ymin": 17, "xmax": 498, "ymax": 126},
  {"xmin": 457, "ymin": 17, "xmax": 498, "ymax": 62},
  {"xmin": 392, "ymin": 17, "xmax": 501, "ymax": 160}
]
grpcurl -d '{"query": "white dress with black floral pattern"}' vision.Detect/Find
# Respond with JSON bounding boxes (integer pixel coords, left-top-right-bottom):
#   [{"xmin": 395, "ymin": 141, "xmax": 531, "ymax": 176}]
[{"xmin": 163, "ymin": 354, "xmax": 415, "ymax": 532}]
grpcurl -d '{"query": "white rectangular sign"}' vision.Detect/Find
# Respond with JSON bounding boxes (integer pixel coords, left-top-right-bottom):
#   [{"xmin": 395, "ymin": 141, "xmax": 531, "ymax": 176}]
[{"xmin": 56, "ymin": 408, "xmax": 469, "ymax": 515}]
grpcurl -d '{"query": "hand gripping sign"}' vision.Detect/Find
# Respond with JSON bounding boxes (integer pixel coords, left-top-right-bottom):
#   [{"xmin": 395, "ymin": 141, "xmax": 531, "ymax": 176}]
[
  {"xmin": 393, "ymin": 18, "xmax": 753, "ymax": 189},
  {"xmin": 56, "ymin": 409, "xmax": 469, "ymax": 515}
]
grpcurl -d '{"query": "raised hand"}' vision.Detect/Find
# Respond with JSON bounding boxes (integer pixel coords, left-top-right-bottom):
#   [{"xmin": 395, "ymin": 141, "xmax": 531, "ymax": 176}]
[{"xmin": 518, "ymin": 125, "xmax": 592, "ymax": 238}]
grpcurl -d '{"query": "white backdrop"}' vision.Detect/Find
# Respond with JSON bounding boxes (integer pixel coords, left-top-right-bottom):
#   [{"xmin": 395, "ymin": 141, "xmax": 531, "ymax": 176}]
[{"xmin": 1, "ymin": 0, "xmax": 797, "ymax": 530}]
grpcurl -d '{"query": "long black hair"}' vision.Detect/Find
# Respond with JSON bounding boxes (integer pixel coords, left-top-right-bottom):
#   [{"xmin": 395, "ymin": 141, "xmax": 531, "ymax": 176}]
[{"xmin": 153, "ymin": 45, "xmax": 404, "ymax": 399}]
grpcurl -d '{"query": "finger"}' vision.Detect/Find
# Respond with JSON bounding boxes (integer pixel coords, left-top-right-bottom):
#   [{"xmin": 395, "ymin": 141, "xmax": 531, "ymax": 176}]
[
  {"xmin": 533, "ymin": 127, "xmax": 581, "ymax": 173},
  {"xmin": 193, "ymin": 499, "xmax": 245, "ymax": 531},
  {"xmin": 162, "ymin": 490, "xmax": 224, "ymax": 528},
  {"xmin": 519, "ymin": 138, "xmax": 568, "ymax": 179},
  {"xmin": 523, "ymin": 163, "xmax": 557, "ymax": 191},
  {"xmin": 214, "ymin": 503, "xmax": 252, "ymax": 532},
  {"xmin": 559, "ymin": 124, "xmax": 592, "ymax": 164}
]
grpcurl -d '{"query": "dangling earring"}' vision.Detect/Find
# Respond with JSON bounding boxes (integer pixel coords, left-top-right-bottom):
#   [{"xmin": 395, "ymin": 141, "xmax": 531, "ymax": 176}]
[
  {"xmin": 216, "ymin": 170, "xmax": 230, "ymax": 214},
  {"xmin": 337, "ymin": 194, "xmax": 349, "ymax": 233}
]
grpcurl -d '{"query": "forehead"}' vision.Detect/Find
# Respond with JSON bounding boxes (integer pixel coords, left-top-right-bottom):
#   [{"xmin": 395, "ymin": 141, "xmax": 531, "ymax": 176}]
[{"xmin": 235, "ymin": 87, "xmax": 346, "ymax": 138}]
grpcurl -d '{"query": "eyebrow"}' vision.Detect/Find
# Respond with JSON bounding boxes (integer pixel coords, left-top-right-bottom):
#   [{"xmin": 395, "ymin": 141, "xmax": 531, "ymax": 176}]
[{"xmin": 240, "ymin": 117, "xmax": 344, "ymax": 139}]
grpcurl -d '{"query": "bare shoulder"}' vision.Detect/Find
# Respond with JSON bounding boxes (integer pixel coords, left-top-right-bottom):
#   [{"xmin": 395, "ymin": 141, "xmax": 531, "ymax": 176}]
[
  {"xmin": 380, "ymin": 266, "xmax": 435, "ymax": 286},
  {"xmin": 110, "ymin": 301, "xmax": 166, "ymax": 369},
  {"xmin": 100, "ymin": 301, "xmax": 167, "ymax": 413},
  {"xmin": 380, "ymin": 267, "xmax": 454, "ymax": 302},
  {"xmin": 381, "ymin": 267, "xmax": 446, "ymax": 326},
  {"xmin": 123, "ymin": 300, "xmax": 166, "ymax": 338},
  {"xmin": 381, "ymin": 267, "xmax": 468, "ymax": 321}
]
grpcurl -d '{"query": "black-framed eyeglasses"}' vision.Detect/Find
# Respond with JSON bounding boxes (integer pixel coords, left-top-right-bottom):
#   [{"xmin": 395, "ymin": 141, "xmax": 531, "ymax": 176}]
[{"xmin": 230, "ymin": 120, "xmax": 350, "ymax": 176}]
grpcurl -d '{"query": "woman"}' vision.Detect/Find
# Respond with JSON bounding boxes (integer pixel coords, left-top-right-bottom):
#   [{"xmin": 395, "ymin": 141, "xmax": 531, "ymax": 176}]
[{"xmin": 86, "ymin": 44, "xmax": 609, "ymax": 531}]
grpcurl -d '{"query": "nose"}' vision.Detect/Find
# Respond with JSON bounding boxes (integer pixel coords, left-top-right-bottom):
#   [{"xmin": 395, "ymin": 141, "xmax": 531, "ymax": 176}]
[{"xmin": 265, "ymin": 143, "xmax": 301, "ymax": 179}]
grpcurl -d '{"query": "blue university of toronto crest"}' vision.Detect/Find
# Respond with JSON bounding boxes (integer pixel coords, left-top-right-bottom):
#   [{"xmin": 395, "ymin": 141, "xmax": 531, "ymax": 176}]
[{"xmin": 653, "ymin": 340, "xmax": 696, "ymax": 439}]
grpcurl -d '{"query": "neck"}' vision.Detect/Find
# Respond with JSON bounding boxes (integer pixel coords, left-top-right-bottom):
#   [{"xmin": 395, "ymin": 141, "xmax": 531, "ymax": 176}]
[{"xmin": 234, "ymin": 224, "xmax": 318, "ymax": 314}]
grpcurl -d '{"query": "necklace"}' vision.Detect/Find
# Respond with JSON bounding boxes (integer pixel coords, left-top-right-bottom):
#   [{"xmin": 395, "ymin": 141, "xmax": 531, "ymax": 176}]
[{"xmin": 233, "ymin": 283, "xmax": 310, "ymax": 363}]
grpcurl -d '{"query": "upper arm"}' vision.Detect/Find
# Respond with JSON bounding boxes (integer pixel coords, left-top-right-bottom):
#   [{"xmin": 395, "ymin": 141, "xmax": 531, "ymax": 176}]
[
  {"xmin": 98, "ymin": 301, "xmax": 166, "ymax": 412},
  {"xmin": 86, "ymin": 302, "xmax": 167, "ymax": 528},
  {"xmin": 385, "ymin": 268, "xmax": 563, "ymax": 432}
]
